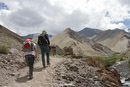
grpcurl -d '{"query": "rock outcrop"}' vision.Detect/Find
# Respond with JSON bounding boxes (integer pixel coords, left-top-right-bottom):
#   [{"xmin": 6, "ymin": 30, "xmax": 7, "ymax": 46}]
[
  {"xmin": 53, "ymin": 58, "xmax": 122, "ymax": 87},
  {"xmin": 63, "ymin": 46, "xmax": 74, "ymax": 55},
  {"xmin": 86, "ymin": 58, "xmax": 122, "ymax": 87}
]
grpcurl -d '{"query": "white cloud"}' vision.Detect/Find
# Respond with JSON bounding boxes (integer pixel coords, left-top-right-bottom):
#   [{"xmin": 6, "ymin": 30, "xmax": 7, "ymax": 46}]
[
  {"xmin": 118, "ymin": 0, "xmax": 130, "ymax": 7},
  {"xmin": 9, "ymin": 8, "xmax": 45, "ymax": 27},
  {"xmin": 0, "ymin": 0, "xmax": 130, "ymax": 35}
]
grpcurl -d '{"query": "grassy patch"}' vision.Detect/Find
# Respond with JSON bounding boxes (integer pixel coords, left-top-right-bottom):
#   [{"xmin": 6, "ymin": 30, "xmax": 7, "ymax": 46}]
[
  {"xmin": 0, "ymin": 45, "xmax": 9, "ymax": 54},
  {"xmin": 76, "ymin": 53, "xmax": 86, "ymax": 58},
  {"xmin": 7, "ymin": 42, "xmax": 12, "ymax": 46},
  {"xmin": 87, "ymin": 55, "xmax": 128, "ymax": 66},
  {"xmin": 92, "ymin": 56, "xmax": 106, "ymax": 65}
]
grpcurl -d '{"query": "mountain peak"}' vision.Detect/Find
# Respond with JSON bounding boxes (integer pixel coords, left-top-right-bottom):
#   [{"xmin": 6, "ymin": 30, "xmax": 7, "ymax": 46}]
[
  {"xmin": 64, "ymin": 28, "xmax": 73, "ymax": 32},
  {"xmin": 78, "ymin": 27, "xmax": 102, "ymax": 37},
  {"xmin": 63, "ymin": 28, "xmax": 76, "ymax": 34}
]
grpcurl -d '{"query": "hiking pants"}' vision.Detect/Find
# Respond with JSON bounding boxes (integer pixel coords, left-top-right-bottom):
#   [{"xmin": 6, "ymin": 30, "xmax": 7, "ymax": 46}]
[
  {"xmin": 25, "ymin": 55, "xmax": 35, "ymax": 76},
  {"xmin": 40, "ymin": 44, "xmax": 50, "ymax": 65}
]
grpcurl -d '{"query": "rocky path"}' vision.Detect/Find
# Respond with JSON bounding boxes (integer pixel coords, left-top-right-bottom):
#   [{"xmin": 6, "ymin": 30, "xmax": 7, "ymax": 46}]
[
  {"xmin": 1, "ymin": 56, "xmax": 123, "ymax": 87},
  {"xmin": 6, "ymin": 56, "xmax": 66, "ymax": 87}
]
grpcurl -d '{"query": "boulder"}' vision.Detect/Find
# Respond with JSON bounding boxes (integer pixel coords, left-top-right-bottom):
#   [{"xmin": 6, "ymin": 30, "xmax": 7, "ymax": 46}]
[{"xmin": 86, "ymin": 58, "xmax": 122, "ymax": 87}]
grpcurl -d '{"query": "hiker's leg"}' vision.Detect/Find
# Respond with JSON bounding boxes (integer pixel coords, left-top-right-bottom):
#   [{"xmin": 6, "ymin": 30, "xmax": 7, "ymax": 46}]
[
  {"xmin": 40, "ymin": 47, "xmax": 45, "ymax": 66},
  {"xmin": 46, "ymin": 52, "xmax": 50, "ymax": 65},
  {"xmin": 25, "ymin": 56, "xmax": 30, "ymax": 75},
  {"xmin": 28, "ymin": 55, "xmax": 35, "ymax": 78},
  {"xmin": 44, "ymin": 44, "xmax": 50, "ymax": 65},
  {"xmin": 25, "ymin": 56, "xmax": 29, "ymax": 66}
]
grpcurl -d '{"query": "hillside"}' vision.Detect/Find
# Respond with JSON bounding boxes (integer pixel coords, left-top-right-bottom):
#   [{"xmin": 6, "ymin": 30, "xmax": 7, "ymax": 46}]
[
  {"xmin": 121, "ymin": 48, "xmax": 130, "ymax": 57},
  {"xmin": 78, "ymin": 27, "xmax": 102, "ymax": 37},
  {"xmin": 0, "ymin": 25, "xmax": 25, "ymax": 86},
  {"xmin": 50, "ymin": 28, "xmax": 114, "ymax": 56},
  {"xmin": 93, "ymin": 30, "xmax": 130, "ymax": 52},
  {"xmin": 0, "ymin": 25, "xmax": 24, "ymax": 46}
]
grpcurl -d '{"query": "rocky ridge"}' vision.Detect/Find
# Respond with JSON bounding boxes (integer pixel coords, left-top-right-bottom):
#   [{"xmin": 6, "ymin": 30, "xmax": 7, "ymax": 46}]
[
  {"xmin": 93, "ymin": 29, "xmax": 130, "ymax": 52},
  {"xmin": 78, "ymin": 27, "xmax": 102, "ymax": 37},
  {"xmin": 53, "ymin": 58, "xmax": 122, "ymax": 87},
  {"xmin": 50, "ymin": 28, "xmax": 114, "ymax": 56}
]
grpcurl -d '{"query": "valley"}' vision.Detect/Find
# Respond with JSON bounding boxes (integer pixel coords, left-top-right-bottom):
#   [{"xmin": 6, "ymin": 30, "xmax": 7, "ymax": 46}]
[{"xmin": 0, "ymin": 25, "xmax": 130, "ymax": 87}]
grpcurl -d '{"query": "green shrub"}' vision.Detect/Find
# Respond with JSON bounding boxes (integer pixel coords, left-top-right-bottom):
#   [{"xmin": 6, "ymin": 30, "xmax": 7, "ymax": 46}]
[
  {"xmin": 0, "ymin": 45, "xmax": 9, "ymax": 54},
  {"xmin": 92, "ymin": 55, "xmax": 128, "ymax": 66},
  {"xmin": 93, "ymin": 56, "xmax": 106, "ymax": 65}
]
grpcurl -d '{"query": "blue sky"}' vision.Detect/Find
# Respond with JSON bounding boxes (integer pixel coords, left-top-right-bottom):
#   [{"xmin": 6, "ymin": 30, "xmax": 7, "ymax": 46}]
[
  {"xmin": 0, "ymin": 0, "xmax": 130, "ymax": 35},
  {"xmin": 0, "ymin": 2, "xmax": 9, "ymax": 10},
  {"xmin": 122, "ymin": 19, "xmax": 130, "ymax": 27},
  {"xmin": 110, "ymin": 19, "xmax": 130, "ymax": 28}
]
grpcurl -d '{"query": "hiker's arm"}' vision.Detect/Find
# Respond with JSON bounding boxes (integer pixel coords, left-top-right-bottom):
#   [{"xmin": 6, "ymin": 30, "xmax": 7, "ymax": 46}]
[
  {"xmin": 34, "ymin": 44, "xmax": 37, "ymax": 58},
  {"xmin": 45, "ymin": 34, "xmax": 50, "ymax": 45}
]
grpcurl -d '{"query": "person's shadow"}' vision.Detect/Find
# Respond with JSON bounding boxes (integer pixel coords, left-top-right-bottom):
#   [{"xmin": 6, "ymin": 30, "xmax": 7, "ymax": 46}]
[
  {"xmin": 15, "ymin": 75, "xmax": 30, "ymax": 83},
  {"xmin": 34, "ymin": 67, "xmax": 43, "ymax": 72},
  {"xmin": 15, "ymin": 67, "xmax": 43, "ymax": 83}
]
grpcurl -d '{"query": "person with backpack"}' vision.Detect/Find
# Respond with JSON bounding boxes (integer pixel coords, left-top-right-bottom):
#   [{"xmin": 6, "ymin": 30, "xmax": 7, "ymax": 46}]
[
  {"xmin": 23, "ymin": 37, "xmax": 37, "ymax": 79},
  {"xmin": 38, "ymin": 30, "xmax": 50, "ymax": 68}
]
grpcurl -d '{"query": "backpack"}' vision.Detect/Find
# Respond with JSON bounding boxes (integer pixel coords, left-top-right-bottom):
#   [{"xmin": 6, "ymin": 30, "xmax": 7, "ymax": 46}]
[
  {"xmin": 38, "ymin": 34, "xmax": 47, "ymax": 46},
  {"xmin": 22, "ymin": 41, "xmax": 34, "ymax": 52}
]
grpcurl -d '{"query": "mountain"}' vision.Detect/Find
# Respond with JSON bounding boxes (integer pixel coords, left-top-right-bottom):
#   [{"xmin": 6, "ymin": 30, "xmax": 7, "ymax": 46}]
[
  {"xmin": 23, "ymin": 33, "xmax": 53, "ymax": 45},
  {"xmin": 50, "ymin": 28, "xmax": 114, "ymax": 56},
  {"xmin": 0, "ymin": 25, "xmax": 26, "ymax": 85},
  {"xmin": 93, "ymin": 29, "xmax": 130, "ymax": 52},
  {"xmin": 78, "ymin": 27, "xmax": 102, "ymax": 37},
  {"xmin": 127, "ymin": 28, "xmax": 130, "ymax": 32},
  {"xmin": 0, "ymin": 25, "xmax": 24, "ymax": 45},
  {"xmin": 23, "ymin": 33, "xmax": 53, "ymax": 39},
  {"xmin": 0, "ymin": 2, "xmax": 9, "ymax": 10},
  {"xmin": 23, "ymin": 33, "xmax": 40, "ymax": 39},
  {"xmin": 122, "ymin": 48, "xmax": 130, "ymax": 57},
  {"xmin": 114, "ymin": 28, "xmax": 129, "ymax": 34}
]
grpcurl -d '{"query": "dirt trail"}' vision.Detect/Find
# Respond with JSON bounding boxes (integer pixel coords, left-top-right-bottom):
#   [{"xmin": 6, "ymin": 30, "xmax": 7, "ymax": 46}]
[{"xmin": 7, "ymin": 56, "xmax": 66, "ymax": 87}]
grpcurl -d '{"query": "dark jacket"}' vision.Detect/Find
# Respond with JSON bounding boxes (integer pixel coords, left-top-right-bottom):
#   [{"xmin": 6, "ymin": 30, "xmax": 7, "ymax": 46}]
[{"xmin": 41, "ymin": 34, "xmax": 50, "ymax": 45}]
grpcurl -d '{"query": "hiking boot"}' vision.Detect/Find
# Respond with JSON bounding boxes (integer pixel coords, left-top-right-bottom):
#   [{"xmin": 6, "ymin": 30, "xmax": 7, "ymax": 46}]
[
  {"xmin": 43, "ymin": 64, "xmax": 46, "ymax": 68},
  {"xmin": 28, "ymin": 74, "xmax": 33, "ymax": 80},
  {"xmin": 47, "ymin": 61, "xmax": 50, "ymax": 65},
  {"xmin": 28, "ymin": 76, "xmax": 33, "ymax": 80}
]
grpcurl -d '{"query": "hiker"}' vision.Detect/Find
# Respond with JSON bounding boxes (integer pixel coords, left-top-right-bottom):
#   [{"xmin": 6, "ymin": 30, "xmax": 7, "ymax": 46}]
[
  {"xmin": 38, "ymin": 30, "xmax": 50, "ymax": 68},
  {"xmin": 23, "ymin": 37, "xmax": 37, "ymax": 79}
]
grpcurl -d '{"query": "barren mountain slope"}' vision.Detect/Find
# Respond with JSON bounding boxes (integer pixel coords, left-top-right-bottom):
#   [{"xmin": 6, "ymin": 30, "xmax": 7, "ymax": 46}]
[
  {"xmin": 0, "ymin": 25, "xmax": 25, "ymax": 86},
  {"xmin": 0, "ymin": 25, "xmax": 24, "ymax": 48},
  {"xmin": 93, "ymin": 30, "xmax": 130, "ymax": 52},
  {"xmin": 50, "ymin": 28, "xmax": 114, "ymax": 56}
]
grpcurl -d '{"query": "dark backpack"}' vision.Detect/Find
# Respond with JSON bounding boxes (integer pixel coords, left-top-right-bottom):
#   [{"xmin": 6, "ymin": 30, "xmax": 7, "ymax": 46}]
[
  {"xmin": 22, "ymin": 41, "xmax": 34, "ymax": 52},
  {"xmin": 38, "ymin": 35, "xmax": 47, "ymax": 46}
]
